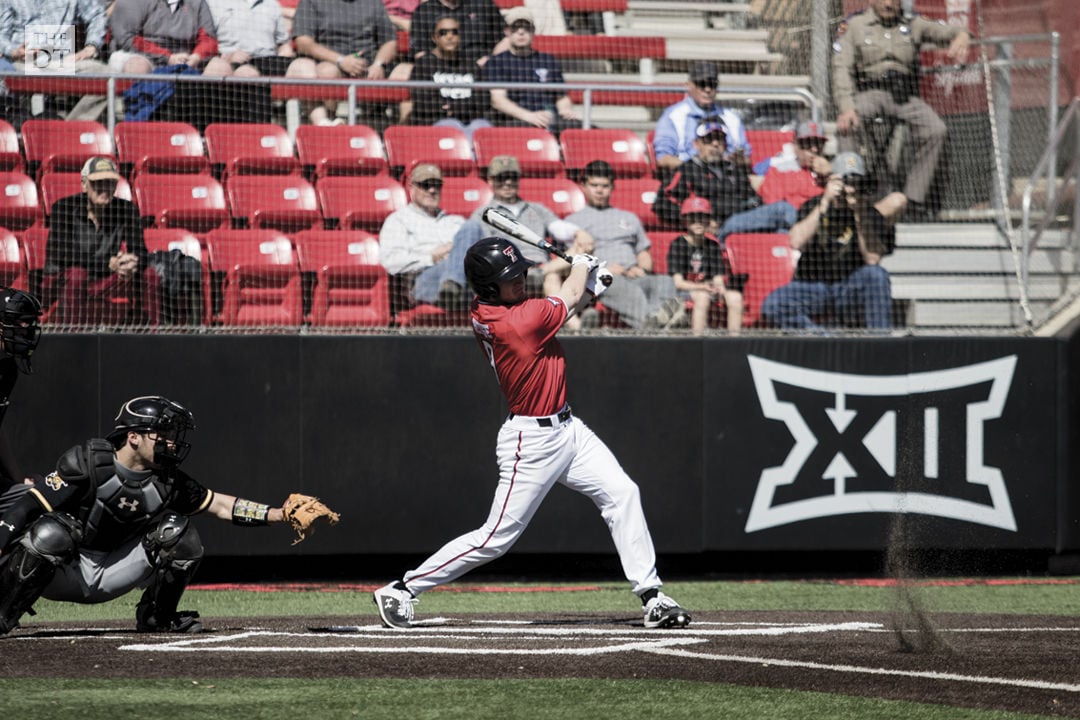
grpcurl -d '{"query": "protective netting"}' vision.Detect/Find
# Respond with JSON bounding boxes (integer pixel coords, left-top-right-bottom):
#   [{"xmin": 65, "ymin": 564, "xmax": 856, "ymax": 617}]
[{"xmin": 0, "ymin": 0, "xmax": 1071, "ymax": 334}]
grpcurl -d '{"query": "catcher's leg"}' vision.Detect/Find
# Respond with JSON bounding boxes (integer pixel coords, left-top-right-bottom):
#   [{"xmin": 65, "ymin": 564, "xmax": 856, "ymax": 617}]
[
  {"xmin": 0, "ymin": 512, "xmax": 83, "ymax": 634},
  {"xmin": 136, "ymin": 513, "xmax": 204, "ymax": 633}
]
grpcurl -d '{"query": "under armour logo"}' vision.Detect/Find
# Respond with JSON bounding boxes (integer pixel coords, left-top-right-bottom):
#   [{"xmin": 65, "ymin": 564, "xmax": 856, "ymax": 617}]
[
  {"xmin": 746, "ymin": 355, "xmax": 1017, "ymax": 532},
  {"xmin": 118, "ymin": 497, "xmax": 140, "ymax": 512}
]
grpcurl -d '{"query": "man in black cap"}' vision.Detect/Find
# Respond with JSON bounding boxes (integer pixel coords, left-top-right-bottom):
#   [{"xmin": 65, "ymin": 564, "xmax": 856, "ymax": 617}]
[{"xmin": 652, "ymin": 60, "xmax": 750, "ymax": 173}]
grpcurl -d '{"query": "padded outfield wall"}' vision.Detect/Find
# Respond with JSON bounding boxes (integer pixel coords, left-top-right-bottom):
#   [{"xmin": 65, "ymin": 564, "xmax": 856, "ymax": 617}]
[{"xmin": 7, "ymin": 331, "xmax": 1079, "ymax": 559}]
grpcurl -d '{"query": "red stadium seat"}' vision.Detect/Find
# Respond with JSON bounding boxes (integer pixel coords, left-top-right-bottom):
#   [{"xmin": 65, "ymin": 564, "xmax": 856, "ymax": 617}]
[
  {"xmin": 294, "ymin": 124, "xmax": 388, "ymax": 179},
  {"xmin": 203, "ymin": 123, "xmax": 300, "ymax": 180},
  {"xmin": 316, "ymin": 175, "xmax": 407, "ymax": 231},
  {"xmin": 204, "ymin": 228, "xmax": 302, "ymax": 326},
  {"xmin": 382, "ymin": 125, "xmax": 477, "ymax": 179},
  {"xmin": 724, "ymin": 233, "xmax": 796, "ymax": 327},
  {"xmin": 19, "ymin": 226, "xmax": 56, "ymax": 322},
  {"xmin": 518, "ymin": 177, "xmax": 585, "ymax": 218},
  {"xmin": 418, "ymin": 175, "xmax": 492, "ymax": 218},
  {"xmin": 472, "ymin": 127, "xmax": 564, "ymax": 178},
  {"xmin": 610, "ymin": 177, "xmax": 662, "ymax": 230},
  {"xmin": 143, "ymin": 227, "xmax": 211, "ymax": 325},
  {"xmin": 114, "ymin": 121, "xmax": 210, "ymax": 179},
  {"xmin": 294, "ymin": 229, "xmax": 390, "ymax": 327},
  {"xmin": 40, "ymin": 172, "xmax": 132, "ymax": 218},
  {"xmin": 133, "ymin": 174, "xmax": 230, "ymax": 233},
  {"xmin": 745, "ymin": 129, "xmax": 796, "ymax": 171},
  {"xmin": 0, "ymin": 228, "xmax": 27, "ymax": 291},
  {"xmin": 0, "ymin": 120, "xmax": 24, "ymax": 173},
  {"xmin": 560, "ymin": 128, "xmax": 650, "ymax": 179},
  {"xmin": 20, "ymin": 119, "xmax": 113, "ymax": 181},
  {"xmin": 647, "ymin": 230, "xmax": 682, "ymax": 277},
  {"xmin": 0, "ymin": 171, "xmax": 42, "ymax": 232},
  {"xmin": 225, "ymin": 175, "xmax": 322, "ymax": 232}
]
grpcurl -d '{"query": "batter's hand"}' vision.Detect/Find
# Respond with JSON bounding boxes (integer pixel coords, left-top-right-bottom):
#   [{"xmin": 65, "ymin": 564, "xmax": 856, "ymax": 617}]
[
  {"xmin": 586, "ymin": 265, "xmax": 613, "ymax": 297},
  {"xmin": 571, "ymin": 254, "xmax": 600, "ymax": 272}
]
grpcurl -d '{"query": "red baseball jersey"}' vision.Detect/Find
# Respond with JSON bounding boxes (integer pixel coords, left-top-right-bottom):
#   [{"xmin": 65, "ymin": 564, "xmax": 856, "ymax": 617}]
[
  {"xmin": 757, "ymin": 166, "xmax": 825, "ymax": 209},
  {"xmin": 470, "ymin": 295, "xmax": 568, "ymax": 417}
]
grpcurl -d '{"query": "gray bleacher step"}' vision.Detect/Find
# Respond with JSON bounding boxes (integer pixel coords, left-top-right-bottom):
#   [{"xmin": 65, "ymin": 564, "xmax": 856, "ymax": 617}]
[
  {"xmin": 890, "ymin": 274, "xmax": 1075, "ymax": 302},
  {"xmin": 894, "ymin": 223, "xmax": 1072, "ymax": 249},
  {"xmin": 882, "ymin": 247, "xmax": 1076, "ymax": 275},
  {"xmin": 907, "ymin": 300, "xmax": 1044, "ymax": 328}
]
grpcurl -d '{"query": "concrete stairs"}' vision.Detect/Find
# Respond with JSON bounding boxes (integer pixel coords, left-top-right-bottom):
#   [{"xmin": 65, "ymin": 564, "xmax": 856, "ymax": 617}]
[{"xmin": 882, "ymin": 222, "xmax": 1078, "ymax": 332}]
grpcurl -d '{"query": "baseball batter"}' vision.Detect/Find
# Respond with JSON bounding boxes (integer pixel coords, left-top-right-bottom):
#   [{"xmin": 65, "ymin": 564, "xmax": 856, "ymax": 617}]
[
  {"xmin": 374, "ymin": 237, "xmax": 690, "ymax": 629},
  {"xmin": 0, "ymin": 395, "xmax": 338, "ymax": 635}
]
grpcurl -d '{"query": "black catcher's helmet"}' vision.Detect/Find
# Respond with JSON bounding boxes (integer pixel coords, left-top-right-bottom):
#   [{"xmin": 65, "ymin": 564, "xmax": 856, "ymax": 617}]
[
  {"xmin": 0, "ymin": 287, "xmax": 42, "ymax": 374},
  {"xmin": 107, "ymin": 396, "xmax": 196, "ymax": 467},
  {"xmin": 464, "ymin": 237, "xmax": 530, "ymax": 303}
]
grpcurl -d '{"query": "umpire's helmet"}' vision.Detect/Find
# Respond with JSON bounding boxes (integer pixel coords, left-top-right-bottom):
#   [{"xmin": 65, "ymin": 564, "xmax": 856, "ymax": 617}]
[
  {"xmin": 464, "ymin": 237, "xmax": 530, "ymax": 303},
  {"xmin": 107, "ymin": 396, "xmax": 196, "ymax": 467},
  {"xmin": 0, "ymin": 287, "xmax": 42, "ymax": 375}
]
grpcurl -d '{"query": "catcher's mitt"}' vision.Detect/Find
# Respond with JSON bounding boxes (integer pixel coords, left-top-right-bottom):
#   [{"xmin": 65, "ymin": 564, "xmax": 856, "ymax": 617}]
[{"xmin": 283, "ymin": 493, "xmax": 341, "ymax": 545}]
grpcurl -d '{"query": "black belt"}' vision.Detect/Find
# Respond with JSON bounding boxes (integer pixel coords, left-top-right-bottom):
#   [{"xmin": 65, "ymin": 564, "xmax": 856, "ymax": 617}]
[{"xmin": 509, "ymin": 406, "xmax": 572, "ymax": 427}]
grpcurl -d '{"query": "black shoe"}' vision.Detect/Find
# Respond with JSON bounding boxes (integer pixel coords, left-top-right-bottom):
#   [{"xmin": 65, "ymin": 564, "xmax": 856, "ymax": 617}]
[
  {"xmin": 436, "ymin": 280, "xmax": 463, "ymax": 310},
  {"xmin": 136, "ymin": 608, "xmax": 204, "ymax": 633},
  {"xmin": 904, "ymin": 201, "xmax": 936, "ymax": 223}
]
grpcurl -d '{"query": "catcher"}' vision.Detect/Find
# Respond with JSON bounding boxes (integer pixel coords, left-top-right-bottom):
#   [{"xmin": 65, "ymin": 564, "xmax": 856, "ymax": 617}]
[{"xmin": 0, "ymin": 395, "xmax": 339, "ymax": 635}]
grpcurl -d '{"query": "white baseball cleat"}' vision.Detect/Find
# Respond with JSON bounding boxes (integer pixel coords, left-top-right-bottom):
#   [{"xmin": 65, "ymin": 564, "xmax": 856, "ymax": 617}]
[
  {"xmin": 643, "ymin": 592, "xmax": 691, "ymax": 629},
  {"xmin": 373, "ymin": 582, "xmax": 416, "ymax": 629}
]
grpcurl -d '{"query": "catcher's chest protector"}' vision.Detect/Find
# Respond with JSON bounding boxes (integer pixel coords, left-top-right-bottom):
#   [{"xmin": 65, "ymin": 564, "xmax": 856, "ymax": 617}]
[{"xmin": 80, "ymin": 440, "xmax": 175, "ymax": 547}]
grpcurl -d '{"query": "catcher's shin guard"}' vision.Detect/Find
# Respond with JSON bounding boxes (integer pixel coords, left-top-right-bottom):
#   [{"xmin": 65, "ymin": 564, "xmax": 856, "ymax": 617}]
[
  {"xmin": 0, "ymin": 512, "xmax": 82, "ymax": 634},
  {"xmin": 137, "ymin": 515, "xmax": 204, "ymax": 633}
]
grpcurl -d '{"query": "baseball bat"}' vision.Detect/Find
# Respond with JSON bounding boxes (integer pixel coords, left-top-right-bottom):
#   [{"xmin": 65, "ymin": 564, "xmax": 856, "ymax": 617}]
[{"xmin": 481, "ymin": 207, "xmax": 614, "ymax": 286}]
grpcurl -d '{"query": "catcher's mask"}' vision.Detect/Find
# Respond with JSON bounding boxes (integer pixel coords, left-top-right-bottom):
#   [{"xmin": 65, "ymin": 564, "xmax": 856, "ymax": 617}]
[
  {"xmin": 0, "ymin": 287, "xmax": 42, "ymax": 374},
  {"xmin": 107, "ymin": 396, "xmax": 195, "ymax": 467},
  {"xmin": 464, "ymin": 237, "xmax": 530, "ymax": 304}
]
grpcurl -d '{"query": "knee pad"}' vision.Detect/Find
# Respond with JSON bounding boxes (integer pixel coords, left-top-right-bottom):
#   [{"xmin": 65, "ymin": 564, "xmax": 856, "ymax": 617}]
[
  {"xmin": 23, "ymin": 512, "xmax": 83, "ymax": 565},
  {"xmin": 144, "ymin": 514, "xmax": 203, "ymax": 572}
]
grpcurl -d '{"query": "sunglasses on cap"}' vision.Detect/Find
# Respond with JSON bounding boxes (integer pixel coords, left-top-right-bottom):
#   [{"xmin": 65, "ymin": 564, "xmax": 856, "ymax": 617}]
[
  {"xmin": 797, "ymin": 139, "xmax": 825, "ymax": 150},
  {"xmin": 436, "ymin": 27, "xmax": 460, "ymax": 36},
  {"xmin": 510, "ymin": 21, "xmax": 534, "ymax": 31},
  {"xmin": 699, "ymin": 132, "xmax": 726, "ymax": 145},
  {"xmin": 414, "ymin": 180, "xmax": 444, "ymax": 191},
  {"xmin": 491, "ymin": 172, "xmax": 521, "ymax": 183}
]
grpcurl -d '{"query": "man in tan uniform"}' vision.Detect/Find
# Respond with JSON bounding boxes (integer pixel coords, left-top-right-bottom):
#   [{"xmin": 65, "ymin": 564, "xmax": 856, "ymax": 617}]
[{"xmin": 833, "ymin": 0, "xmax": 970, "ymax": 219}]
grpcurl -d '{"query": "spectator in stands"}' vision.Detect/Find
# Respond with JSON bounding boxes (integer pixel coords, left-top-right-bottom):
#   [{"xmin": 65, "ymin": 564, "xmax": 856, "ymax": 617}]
[
  {"xmin": 379, "ymin": 163, "xmax": 466, "ymax": 316},
  {"xmin": 653, "ymin": 61, "xmax": 750, "ymax": 173},
  {"xmin": 563, "ymin": 160, "xmax": 683, "ymax": 330},
  {"xmin": 207, "ymin": 0, "xmax": 299, "ymax": 77},
  {"xmin": 482, "ymin": 6, "xmax": 581, "ymax": 137},
  {"xmin": 109, "ymin": 0, "xmax": 233, "ymax": 76},
  {"xmin": 43, "ymin": 157, "xmax": 161, "ymax": 327},
  {"xmin": 653, "ymin": 119, "xmax": 761, "ymax": 234},
  {"xmin": 760, "ymin": 152, "xmax": 901, "ymax": 332},
  {"xmin": 716, "ymin": 120, "xmax": 833, "ymax": 242},
  {"xmin": 0, "ymin": 0, "xmax": 110, "ymax": 120},
  {"xmin": 408, "ymin": 0, "xmax": 505, "ymax": 68},
  {"xmin": 408, "ymin": 15, "xmax": 492, "ymax": 141},
  {"xmin": 289, "ymin": 0, "xmax": 403, "ymax": 126},
  {"xmin": 382, "ymin": 0, "xmax": 419, "ymax": 31},
  {"xmin": 668, "ymin": 196, "xmax": 743, "ymax": 335},
  {"xmin": 413, "ymin": 155, "xmax": 593, "ymax": 309},
  {"xmin": 833, "ymin": 0, "xmax": 970, "ymax": 221}
]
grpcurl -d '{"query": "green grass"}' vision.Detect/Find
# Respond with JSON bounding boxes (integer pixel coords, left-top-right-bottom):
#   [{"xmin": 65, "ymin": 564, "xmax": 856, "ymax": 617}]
[
  {"xmin": 2, "ymin": 679, "xmax": 1051, "ymax": 720},
  {"xmin": 10, "ymin": 579, "xmax": 1079, "ymax": 720}
]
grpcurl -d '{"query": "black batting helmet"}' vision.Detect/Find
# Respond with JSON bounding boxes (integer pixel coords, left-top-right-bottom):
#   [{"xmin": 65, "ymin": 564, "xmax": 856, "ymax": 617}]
[
  {"xmin": 0, "ymin": 287, "xmax": 42, "ymax": 374},
  {"xmin": 107, "ymin": 396, "xmax": 196, "ymax": 466},
  {"xmin": 464, "ymin": 237, "xmax": 530, "ymax": 303}
]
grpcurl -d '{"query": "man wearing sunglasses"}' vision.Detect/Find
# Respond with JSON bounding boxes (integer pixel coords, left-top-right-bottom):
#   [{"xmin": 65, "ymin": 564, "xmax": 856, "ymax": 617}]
[
  {"xmin": 653, "ymin": 120, "xmax": 760, "ymax": 233},
  {"xmin": 653, "ymin": 61, "xmax": 751, "ymax": 173},
  {"xmin": 482, "ymin": 7, "xmax": 581, "ymax": 137},
  {"xmin": 380, "ymin": 163, "xmax": 467, "ymax": 316},
  {"xmin": 413, "ymin": 155, "xmax": 593, "ymax": 309},
  {"xmin": 408, "ymin": 16, "xmax": 492, "ymax": 139}
]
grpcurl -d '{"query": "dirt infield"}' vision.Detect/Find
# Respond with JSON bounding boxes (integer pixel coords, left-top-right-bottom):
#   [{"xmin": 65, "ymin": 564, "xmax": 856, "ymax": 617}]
[{"xmin": 2, "ymin": 611, "xmax": 1078, "ymax": 716}]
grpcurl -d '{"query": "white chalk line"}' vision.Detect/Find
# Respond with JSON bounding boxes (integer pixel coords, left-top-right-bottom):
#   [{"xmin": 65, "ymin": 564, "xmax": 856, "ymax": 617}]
[{"xmin": 639, "ymin": 645, "xmax": 1080, "ymax": 693}]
